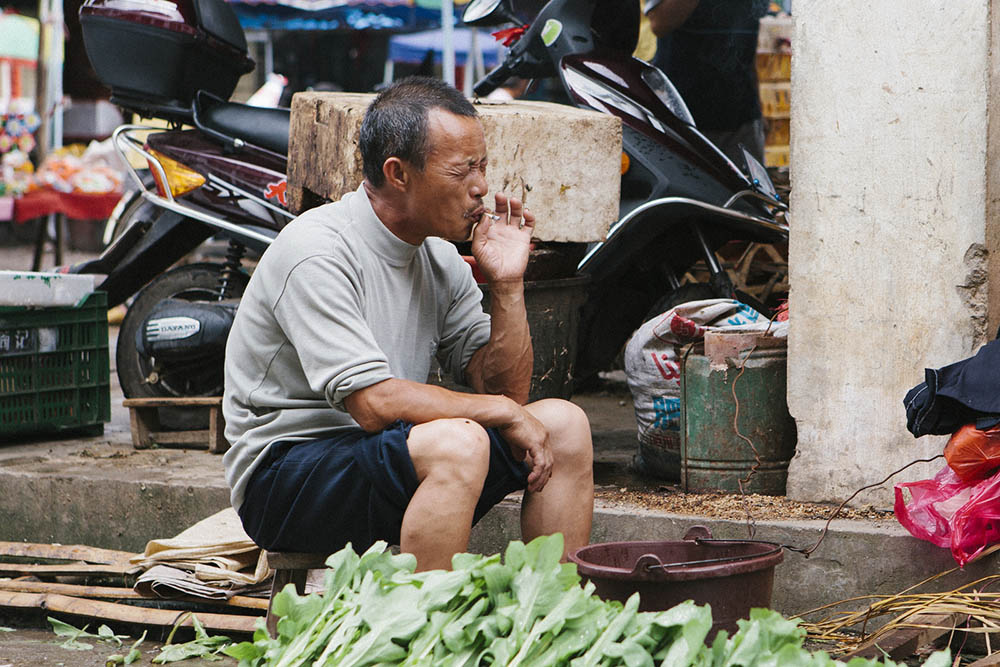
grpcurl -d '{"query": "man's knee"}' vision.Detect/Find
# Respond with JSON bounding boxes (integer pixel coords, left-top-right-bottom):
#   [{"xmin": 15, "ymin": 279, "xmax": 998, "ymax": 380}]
[
  {"xmin": 407, "ymin": 418, "xmax": 491, "ymax": 483},
  {"xmin": 526, "ymin": 399, "xmax": 593, "ymax": 463}
]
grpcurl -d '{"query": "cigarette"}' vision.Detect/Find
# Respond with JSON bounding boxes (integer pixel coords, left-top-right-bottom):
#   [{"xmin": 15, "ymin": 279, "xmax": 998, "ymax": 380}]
[{"xmin": 485, "ymin": 210, "xmax": 501, "ymax": 221}]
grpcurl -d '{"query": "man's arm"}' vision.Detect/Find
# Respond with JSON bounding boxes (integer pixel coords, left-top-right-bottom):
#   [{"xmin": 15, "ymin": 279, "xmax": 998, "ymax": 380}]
[
  {"xmin": 645, "ymin": 0, "xmax": 700, "ymax": 36},
  {"xmin": 464, "ymin": 278, "xmax": 532, "ymax": 404},
  {"xmin": 464, "ymin": 192, "xmax": 535, "ymax": 404},
  {"xmin": 344, "ymin": 377, "xmax": 551, "ymax": 491},
  {"xmin": 343, "ymin": 193, "xmax": 550, "ymax": 490}
]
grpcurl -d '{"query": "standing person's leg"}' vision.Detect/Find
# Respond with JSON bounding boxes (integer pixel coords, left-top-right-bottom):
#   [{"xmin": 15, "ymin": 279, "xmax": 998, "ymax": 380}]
[
  {"xmin": 401, "ymin": 418, "xmax": 492, "ymax": 570},
  {"xmin": 519, "ymin": 399, "xmax": 594, "ymax": 559}
]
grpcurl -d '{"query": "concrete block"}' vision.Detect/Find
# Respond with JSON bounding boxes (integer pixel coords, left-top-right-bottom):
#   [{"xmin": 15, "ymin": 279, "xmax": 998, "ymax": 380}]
[
  {"xmin": 786, "ymin": 0, "xmax": 1000, "ymax": 506},
  {"xmin": 287, "ymin": 92, "xmax": 621, "ymax": 243}
]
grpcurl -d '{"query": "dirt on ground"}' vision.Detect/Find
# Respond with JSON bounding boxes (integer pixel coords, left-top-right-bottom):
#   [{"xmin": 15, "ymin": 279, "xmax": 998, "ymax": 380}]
[
  {"xmin": 595, "ymin": 485, "xmax": 895, "ymax": 522},
  {"xmin": 0, "ymin": 626, "xmax": 235, "ymax": 667}
]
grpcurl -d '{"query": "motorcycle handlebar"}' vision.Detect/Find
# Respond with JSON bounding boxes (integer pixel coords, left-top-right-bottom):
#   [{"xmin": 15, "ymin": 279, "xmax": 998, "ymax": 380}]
[{"xmin": 473, "ymin": 61, "xmax": 514, "ymax": 98}]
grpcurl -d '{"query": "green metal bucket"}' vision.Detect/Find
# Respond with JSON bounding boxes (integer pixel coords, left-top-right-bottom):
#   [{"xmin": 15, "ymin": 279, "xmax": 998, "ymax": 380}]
[{"xmin": 680, "ymin": 332, "xmax": 796, "ymax": 495}]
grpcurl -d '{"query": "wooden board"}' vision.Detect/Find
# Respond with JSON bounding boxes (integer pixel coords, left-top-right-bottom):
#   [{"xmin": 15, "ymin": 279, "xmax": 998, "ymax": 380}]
[
  {"xmin": 0, "ymin": 580, "xmax": 267, "ymax": 610},
  {"xmin": 124, "ymin": 397, "xmax": 228, "ymax": 453},
  {"xmin": 0, "ymin": 591, "xmax": 257, "ymax": 634},
  {"xmin": 845, "ymin": 612, "xmax": 966, "ymax": 660},
  {"xmin": 287, "ymin": 93, "xmax": 622, "ymax": 243},
  {"xmin": 0, "ymin": 541, "xmax": 137, "ymax": 565},
  {"xmin": 0, "ymin": 562, "xmax": 139, "ymax": 578}
]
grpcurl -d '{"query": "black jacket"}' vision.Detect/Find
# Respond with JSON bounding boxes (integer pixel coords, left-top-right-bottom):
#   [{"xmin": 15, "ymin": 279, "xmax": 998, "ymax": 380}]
[{"xmin": 904, "ymin": 338, "xmax": 1000, "ymax": 438}]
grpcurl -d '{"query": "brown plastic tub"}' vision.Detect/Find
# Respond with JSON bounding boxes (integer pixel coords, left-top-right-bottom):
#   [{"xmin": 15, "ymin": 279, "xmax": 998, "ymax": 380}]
[{"xmin": 569, "ymin": 526, "xmax": 783, "ymax": 634}]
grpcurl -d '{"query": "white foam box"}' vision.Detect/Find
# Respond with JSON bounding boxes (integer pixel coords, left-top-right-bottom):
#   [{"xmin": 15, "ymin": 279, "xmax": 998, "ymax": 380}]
[
  {"xmin": 287, "ymin": 93, "xmax": 622, "ymax": 243},
  {"xmin": 0, "ymin": 271, "xmax": 96, "ymax": 307}
]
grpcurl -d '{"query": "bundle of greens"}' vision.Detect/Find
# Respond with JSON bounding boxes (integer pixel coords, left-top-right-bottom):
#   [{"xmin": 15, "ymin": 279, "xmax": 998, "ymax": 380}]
[{"xmin": 224, "ymin": 535, "xmax": 949, "ymax": 667}]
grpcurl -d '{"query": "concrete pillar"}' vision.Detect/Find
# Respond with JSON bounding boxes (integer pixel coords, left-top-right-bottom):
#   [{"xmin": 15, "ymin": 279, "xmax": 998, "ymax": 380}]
[{"xmin": 786, "ymin": 0, "xmax": 1000, "ymax": 505}]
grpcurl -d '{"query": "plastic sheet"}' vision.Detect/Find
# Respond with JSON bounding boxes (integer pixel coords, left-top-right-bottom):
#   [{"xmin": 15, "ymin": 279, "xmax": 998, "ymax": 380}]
[
  {"xmin": 894, "ymin": 464, "xmax": 1000, "ymax": 567},
  {"xmin": 945, "ymin": 422, "xmax": 1000, "ymax": 482}
]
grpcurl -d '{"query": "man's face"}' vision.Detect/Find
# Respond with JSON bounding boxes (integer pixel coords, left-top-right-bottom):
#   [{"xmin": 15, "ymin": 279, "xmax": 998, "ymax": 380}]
[{"xmin": 406, "ymin": 108, "xmax": 489, "ymax": 242}]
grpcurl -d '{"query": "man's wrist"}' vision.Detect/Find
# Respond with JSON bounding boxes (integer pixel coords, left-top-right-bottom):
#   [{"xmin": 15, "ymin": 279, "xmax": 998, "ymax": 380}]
[
  {"xmin": 486, "ymin": 393, "xmax": 523, "ymax": 429},
  {"xmin": 486, "ymin": 277, "xmax": 525, "ymax": 296}
]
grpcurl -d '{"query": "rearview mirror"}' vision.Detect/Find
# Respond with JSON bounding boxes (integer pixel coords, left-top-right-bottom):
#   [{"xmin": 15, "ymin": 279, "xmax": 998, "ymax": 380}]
[{"xmin": 463, "ymin": 0, "xmax": 519, "ymax": 26}]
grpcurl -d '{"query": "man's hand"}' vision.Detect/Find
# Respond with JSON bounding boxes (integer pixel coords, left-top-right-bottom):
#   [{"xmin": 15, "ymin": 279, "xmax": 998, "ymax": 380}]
[
  {"xmin": 471, "ymin": 193, "xmax": 534, "ymax": 283},
  {"xmin": 500, "ymin": 406, "xmax": 553, "ymax": 493}
]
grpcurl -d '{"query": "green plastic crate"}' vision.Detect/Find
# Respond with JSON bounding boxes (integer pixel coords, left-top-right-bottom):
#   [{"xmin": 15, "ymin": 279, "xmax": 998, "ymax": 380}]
[{"xmin": 0, "ymin": 291, "xmax": 110, "ymax": 437}]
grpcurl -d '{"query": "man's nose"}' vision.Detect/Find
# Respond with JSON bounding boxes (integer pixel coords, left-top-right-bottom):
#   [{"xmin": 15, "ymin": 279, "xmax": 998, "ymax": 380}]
[{"xmin": 470, "ymin": 170, "xmax": 488, "ymax": 198}]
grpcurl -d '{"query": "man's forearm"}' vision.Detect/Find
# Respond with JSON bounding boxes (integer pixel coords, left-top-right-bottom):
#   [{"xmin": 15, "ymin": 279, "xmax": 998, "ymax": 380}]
[
  {"xmin": 345, "ymin": 377, "xmax": 523, "ymax": 433},
  {"xmin": 466, "ymin": 278, "xmax": 533, "ymax": 404}
]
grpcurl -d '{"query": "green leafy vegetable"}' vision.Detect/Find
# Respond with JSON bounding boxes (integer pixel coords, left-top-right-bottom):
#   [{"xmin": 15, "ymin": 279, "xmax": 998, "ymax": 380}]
[
  {"xmin": 153, "ymin": 614, "xmax": 230, "ymax": 663},
  {"xmin": 105, "ymin": 630, "xmax": 146, "ymax": 666},
  {"xmin": 47, "ymin": 617, "xmax": 128, "ymax": 651},
  {"xmin": 222, "ymin": 535, "xmax": 951, "ymax": 666}
]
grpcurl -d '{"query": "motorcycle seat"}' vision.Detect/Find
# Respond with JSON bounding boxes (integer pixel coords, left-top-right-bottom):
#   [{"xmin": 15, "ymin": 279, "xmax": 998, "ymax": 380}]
[{"xmin": 194, "ymin": 90, "xmax": 290, "ymax": 155}]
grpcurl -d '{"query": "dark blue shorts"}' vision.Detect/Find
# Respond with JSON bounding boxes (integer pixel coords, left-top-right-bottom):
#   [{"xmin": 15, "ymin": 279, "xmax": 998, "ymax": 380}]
[{"xmin": 237, "ymin": 420, "xmax": 530, "ymax": 554}]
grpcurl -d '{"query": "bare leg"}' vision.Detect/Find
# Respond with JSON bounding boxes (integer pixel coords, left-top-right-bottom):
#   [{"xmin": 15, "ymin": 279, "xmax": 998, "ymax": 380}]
[
  {"xmin": 401, "ymin": 418, "xmax": 491, "ymax": 571},
  {"xmin": 519, "ymin": 399, "xmax": 594, "ymax": 559}
]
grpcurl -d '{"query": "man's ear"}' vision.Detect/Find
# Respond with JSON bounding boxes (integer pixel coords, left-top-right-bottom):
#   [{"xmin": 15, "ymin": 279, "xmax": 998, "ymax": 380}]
[{"xmin": 382, "ymin": 157, "xmax": 408, "ymax": 191}]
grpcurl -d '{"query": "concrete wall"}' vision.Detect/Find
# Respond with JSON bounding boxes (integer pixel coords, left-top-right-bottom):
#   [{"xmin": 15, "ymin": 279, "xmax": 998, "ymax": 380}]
[{"xmin": 786, "ymin": 0, "xmax": 1000, "ymax": 505}]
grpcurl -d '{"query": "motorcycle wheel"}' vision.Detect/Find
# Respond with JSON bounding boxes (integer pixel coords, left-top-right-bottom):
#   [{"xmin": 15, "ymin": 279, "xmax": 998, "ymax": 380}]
[{"xmin": 117, "ymin": 262, "xmax": 248, "ymax": 430}]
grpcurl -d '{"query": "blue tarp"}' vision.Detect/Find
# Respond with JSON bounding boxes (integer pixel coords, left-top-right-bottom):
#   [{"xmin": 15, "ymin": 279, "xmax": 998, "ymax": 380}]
[
  {"xmin": 388, "ymin": 28, "xmax": 502, "ymax": 66},
  {"xmin": 226, "ymin": 0, "xmax": 464, "ymax": 32}
]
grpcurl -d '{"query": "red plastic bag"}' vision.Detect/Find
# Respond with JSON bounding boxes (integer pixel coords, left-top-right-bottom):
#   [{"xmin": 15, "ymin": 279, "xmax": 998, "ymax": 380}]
[
  {"xmin": 945, "ymin": 422, "xmax": 1000, "ymax": 482},
  {"xmin": 895, "ymin": 464, "xmax": 1000, "ymax": 566}
]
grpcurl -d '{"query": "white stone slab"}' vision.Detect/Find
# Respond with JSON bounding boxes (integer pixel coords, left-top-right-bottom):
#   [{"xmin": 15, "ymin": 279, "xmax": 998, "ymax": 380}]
[{"xmin": 0, "ymin": 271, "xmax": 96, "ymax": 307}]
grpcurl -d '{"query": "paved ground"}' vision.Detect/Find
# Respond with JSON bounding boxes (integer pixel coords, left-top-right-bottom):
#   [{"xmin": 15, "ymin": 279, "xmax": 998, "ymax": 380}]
[{"xmin": 0, "ymin": 626, "xmax": 234, "ymax": 667}]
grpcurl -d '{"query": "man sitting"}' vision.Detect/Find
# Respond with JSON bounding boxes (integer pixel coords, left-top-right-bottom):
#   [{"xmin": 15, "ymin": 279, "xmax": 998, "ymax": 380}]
[{"xmin": 222, "ymin": 76, "xmax": 594, "ymax": 570}]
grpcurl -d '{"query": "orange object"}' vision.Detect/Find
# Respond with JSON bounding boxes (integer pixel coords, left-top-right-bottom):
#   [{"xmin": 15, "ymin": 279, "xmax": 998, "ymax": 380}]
[{"xmin": 944, "ymin": 422, "xmax": 1000, "ymax": 482}]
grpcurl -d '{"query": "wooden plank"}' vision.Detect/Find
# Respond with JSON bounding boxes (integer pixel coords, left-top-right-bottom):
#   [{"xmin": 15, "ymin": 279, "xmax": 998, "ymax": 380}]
[
  {"xmin": 0, "ymin": 562, "xmax": 138, "ymax": 577},
  {"xmin": 149, "ymin": 430, "xmax": 210, "ymax": 446},
  {"xmin": 0, "ymin": 580, "xmax": 268, "ymax": 611},
  {"xmin": 208, "ymin": 405, "xmax": 228, "ymax": 454},
  {"xmin": 845, "ymin": 612, "xmax": 966, "ymax": 660},
  {"xmin": 123, "ymin": 397, "xmax": 222, "ymax": 408},
  {"xmin": 0, "ymin": 541, "xmax": 137, "ymax": 565},
  {"xmin": 129, "ymin": 405, "xmax": 155, "ymax": 449},
  {"xmin": 124, "ymin": 396, "xmax": 227, "ymax": 451},
  {"xmin": 0, "ymin": 591, "xmax": 257, "ymax": 634}
]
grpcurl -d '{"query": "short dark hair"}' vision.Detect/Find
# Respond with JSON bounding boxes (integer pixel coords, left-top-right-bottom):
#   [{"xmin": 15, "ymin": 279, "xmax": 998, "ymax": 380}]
[{"xmin": 360, "ymin": 77, "xmax": 478, "ymax": 187}]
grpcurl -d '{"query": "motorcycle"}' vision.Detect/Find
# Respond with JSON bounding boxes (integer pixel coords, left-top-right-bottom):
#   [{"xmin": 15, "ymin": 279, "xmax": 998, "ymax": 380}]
[
  {"xmin": 71, "ymin": 0, "xmax": 787, "ymax": 412},
  {"xmin": 463, "ymin": 0, "xmax": 789, "ymax": 381},
  {"xmin": 72, "ymin": 0, "xmax": 291, "ymax": 418}
]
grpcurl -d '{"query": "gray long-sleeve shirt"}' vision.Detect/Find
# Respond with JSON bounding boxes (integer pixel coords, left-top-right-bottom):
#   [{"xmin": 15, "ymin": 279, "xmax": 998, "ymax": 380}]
[{"xmin": 222, "ymin": 185, "xmax": 491, "ymax": 511}]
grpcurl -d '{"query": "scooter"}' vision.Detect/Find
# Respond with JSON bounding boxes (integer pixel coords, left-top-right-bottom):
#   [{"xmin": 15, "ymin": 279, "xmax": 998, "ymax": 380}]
[
  {"xmin": 463, "ymin": 0, "xmax": 789, "ymax": 381},
  {"xmin": 71, "ymin": 0, "xmax": 292, "ymax": 412},
  {"xmin": 73, "ymin": 0, "xmax": 787, "ymax": 411}
]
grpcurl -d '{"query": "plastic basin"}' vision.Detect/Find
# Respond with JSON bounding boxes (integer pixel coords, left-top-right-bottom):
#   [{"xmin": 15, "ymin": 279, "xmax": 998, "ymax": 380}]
[{"xmin": 569, "ymin": 526, "xmax": 783, "ymax": 634}]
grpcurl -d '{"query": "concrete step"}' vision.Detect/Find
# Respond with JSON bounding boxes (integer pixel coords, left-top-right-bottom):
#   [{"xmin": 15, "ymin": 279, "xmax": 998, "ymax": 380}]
[{"xmin": 0, "ymin": 415, "xmax": 991, "ymax": 621}]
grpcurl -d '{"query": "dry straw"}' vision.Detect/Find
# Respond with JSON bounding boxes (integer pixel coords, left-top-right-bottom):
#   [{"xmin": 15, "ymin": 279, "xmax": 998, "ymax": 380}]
[{"xmin": 796, "ymin": 544, "xmax": 1000, "ymax": 655}]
